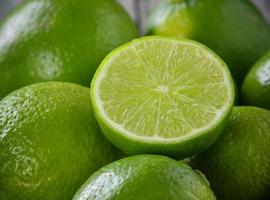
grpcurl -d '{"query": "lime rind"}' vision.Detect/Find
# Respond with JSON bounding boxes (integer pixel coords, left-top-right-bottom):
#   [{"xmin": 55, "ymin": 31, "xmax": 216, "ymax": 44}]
[{"xmin": 91, "ymin": 36, "xmax": 234, "ymax": 154}]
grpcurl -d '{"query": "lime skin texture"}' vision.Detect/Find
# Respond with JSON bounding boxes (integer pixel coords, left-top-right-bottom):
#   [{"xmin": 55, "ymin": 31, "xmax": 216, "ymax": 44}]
[
  {"xmin": 73, "ymin": 155, "xmax": 217, "ymax": 200},
  {"xmin": 91, "ymin": 36, "xmax": 235, "ymax": 159},
  {"xmin": 0, "ymin": 0, "xmax": 138, "ymax": 99},
  {"xmin": 146, "ymin": 0, "xmax": 270, "ymax": 86},
  {"xmin": 242, "ymin": 51, "xmax": 270, "ymax": 109},
  {"xmin": 193, "ymin": 106, "xmax": 270, "ymax": 200},
  {"xmin": 0, "ymin": 82, "xmax": 121, "ymax": 200}
]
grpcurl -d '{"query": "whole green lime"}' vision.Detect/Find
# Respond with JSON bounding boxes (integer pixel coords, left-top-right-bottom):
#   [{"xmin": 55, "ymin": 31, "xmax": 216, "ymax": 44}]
[
  {"xmin": 241, "ymin": 51, "xmax": 270, "ymax": 109},
  {"xmin": 73, "ymin": 155, "xmax": 216, "ymax": 200},
  {"xmin": 193, "ymin": 106, "xmax": 270, "ymax": 200},
  {"xmin": 0, "ymin": 0, "xmax": 138, "ymax": 99},
  {"xmin": 146, "ymin": 0, "xmax": 270, "ymax": 85},
  {"xmin": 0, "ymin": 82, "xmax": 120, "ymax": 200}
]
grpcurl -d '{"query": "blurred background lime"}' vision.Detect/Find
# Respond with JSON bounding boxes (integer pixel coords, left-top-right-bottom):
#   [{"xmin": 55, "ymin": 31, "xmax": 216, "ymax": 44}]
[
  {"xmin": 193, "ymin": 107, "xmax": 270, "ymax": 200},
  {"xmin": 2, "ymin": 0, "xmax": 269, "ymax": 35},
  {"xmin": 0, "ymin": 82, "xmax": 120, "ymax": 200},
  {"xmin": 0, "ymin": 0, "xmax": 138, "ymax": 99},
  {"xmin": 241, "ymin": 51, "xmax": 270, "ymax": 109},
  {"xmin": 73, "ymin": 155, "xmax": 216, "ymax": 200},
  {"xmin": 146, "ymin": 0, "xmax": 270, "ymax": 87}
]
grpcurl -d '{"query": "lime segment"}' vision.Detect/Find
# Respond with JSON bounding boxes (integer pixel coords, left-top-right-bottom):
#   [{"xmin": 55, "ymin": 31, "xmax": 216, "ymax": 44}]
[{"xmin": 91, "ymin": 36, "xmax": 234, "ymax": 157}]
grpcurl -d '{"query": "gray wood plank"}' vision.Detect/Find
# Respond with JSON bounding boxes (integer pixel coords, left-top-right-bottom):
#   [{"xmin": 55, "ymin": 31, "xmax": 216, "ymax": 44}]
[
  {"xmin": 137, "ymin": 0, "xmax": 157, "ymax": 31},
  {"xmin": 118, "ymin": 0, "xmax": 136, "ymax": 20},
  {"xmin": 253, "ymin": 0, "xmax": 270, "ymax": 22}
]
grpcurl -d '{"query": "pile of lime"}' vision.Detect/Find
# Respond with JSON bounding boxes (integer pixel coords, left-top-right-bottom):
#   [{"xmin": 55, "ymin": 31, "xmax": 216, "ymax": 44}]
[{"xmin": 0, "ymin": 0, "xmax": 270, "ymax": 200}]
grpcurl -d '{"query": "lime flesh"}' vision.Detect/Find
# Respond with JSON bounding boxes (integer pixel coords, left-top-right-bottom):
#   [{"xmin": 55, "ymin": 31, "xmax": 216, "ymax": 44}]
[{"xmin": 91, "ymin": 36, "xmax": 235, "ymax": 157}]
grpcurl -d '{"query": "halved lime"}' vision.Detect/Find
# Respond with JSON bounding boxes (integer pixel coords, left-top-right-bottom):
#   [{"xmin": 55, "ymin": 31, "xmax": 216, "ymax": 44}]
[{"xmin": 91, "ymin": 36, "xmax": 235, "ymax": 158}]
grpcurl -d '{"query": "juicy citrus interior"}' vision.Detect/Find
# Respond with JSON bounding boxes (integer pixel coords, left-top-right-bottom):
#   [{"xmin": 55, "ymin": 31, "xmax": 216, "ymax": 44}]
[{"xmin": 93, "ymin": 37, "xmax": 234, "ymax": 142}]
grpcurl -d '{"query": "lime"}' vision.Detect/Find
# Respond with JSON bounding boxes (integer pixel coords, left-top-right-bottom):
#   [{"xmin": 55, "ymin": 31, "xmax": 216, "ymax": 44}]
[
  {"xmin": 91, "ymin": 36, "xmax": 235, "ymax": 158},
  {"xmin": 146, "ymin": 0, "xmax": 270, "ymax": 86},
  {"xmin": 241, "ymin": 51, "xmax": 270, "ymax": 109},
  {"xmin": 146, "ymin": 0, "xmax": 193, "ymax": 38},
  {"xmin": 0, "ymin": 82, "xmax": 120, "ymax": 200},
  {"xmin": 0, "ymin": 0, "xmax": 138, "ymax": 99},
  {"xmin": 73, "ymin": 155, "xmax": 216, "ymax": 200},
  {"xmin": 193, "ymin": 106, "xmax": 270, "ymax": 200}
]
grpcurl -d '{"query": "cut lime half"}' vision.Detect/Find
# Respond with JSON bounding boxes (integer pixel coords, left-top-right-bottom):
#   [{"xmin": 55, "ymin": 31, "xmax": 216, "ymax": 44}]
[{"xmin": 91, "ymin": 36, "xmax": 234, "ymax": 157}]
